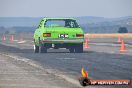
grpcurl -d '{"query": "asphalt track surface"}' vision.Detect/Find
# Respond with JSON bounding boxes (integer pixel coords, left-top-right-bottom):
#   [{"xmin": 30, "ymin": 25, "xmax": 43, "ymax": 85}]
[
  {"xmin": 0, "ymin": 38, "xmax": 132, "ymax": 88},
  {"xmin": 0, "ymin": 54, "xmax": 76, "ymax": 88}
]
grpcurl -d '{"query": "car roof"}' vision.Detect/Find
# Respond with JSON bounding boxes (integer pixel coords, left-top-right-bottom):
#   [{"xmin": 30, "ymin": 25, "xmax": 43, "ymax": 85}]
[{"xmin": 42, "ymin": 17, "xmax": 76, "ymax": 20}]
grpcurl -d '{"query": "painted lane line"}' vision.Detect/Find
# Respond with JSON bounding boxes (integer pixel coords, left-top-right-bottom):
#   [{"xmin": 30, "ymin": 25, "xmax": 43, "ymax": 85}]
[
  {"xmin": 17, "ymin": 40, "xmax": 26, "ymax": 44},
  {"xmin": 57, "ymin": 58, "xmax": 76, "ymax": 60}
]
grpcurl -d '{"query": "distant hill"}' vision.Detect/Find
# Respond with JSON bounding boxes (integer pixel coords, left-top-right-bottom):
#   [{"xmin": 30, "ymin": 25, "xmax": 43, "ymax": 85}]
[
  {"xmin": 0, "ymin": 16, "xmax": 132, "ymax": 33},
  {"xmin": 0, "ymin": 17, "xmax": 42, "ymax": 27},
  {"xmin": 76, "ymin": 16, "xmax": 132, "ymax": 33}
]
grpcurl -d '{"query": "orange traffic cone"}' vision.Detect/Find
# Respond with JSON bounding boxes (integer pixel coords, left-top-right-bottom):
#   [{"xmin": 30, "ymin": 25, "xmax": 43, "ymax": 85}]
[
  {"xmin": 118, "ymin": 36, "xmax": 121, "ymax": 43},
  {"xmin": 10, "ymin": 35, "xmax": 14, "ymax": 42},
  {"xmin": 120, "ymin": 39, "xmax": 126, "ymax": 53},
  {"xmin": 84, "ymin": 39, "xmax": 90, "ymax": 49},
  {"xmin": 2, "ymin": 35, "xmax": 6, "ymax": 41}
]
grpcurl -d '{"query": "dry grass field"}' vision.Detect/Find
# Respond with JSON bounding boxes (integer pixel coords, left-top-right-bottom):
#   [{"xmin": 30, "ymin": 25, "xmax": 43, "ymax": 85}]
[
  {"xmin": 85, "ymin": 33, "xmax": 132, "ymax": 38},
  {"xmin": 1, "ymin": 33, "xmax": 132, "ymax": 41}
]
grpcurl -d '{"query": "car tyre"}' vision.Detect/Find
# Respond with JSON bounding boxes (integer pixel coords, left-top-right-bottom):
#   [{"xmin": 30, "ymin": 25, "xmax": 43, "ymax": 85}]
[
  {"xmin": 40, "ymin": 44, "xmax": 47, "ymax": 53},
  {"xmin": 75, "ymin": 43, "xmax": 83, "ymax": 53},
  {"xmin": 69, "ymin": 47, "xmax": 74, "ymax": 53},
  {"xmin": 34, "ymin": 45, "xmax": 39, "ymax": 53}
]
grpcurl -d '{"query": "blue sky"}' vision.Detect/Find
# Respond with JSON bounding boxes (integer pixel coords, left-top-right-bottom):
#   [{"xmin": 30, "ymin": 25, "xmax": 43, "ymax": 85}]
[{"xmin": 0, "ymin": 0, "xmax": 132, "ymax": 18}]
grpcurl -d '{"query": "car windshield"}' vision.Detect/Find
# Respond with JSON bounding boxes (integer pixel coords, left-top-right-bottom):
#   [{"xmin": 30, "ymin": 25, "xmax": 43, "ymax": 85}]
[{"xmin": 44, "ymin": 19, "xmax": 80, "ymax": 28}]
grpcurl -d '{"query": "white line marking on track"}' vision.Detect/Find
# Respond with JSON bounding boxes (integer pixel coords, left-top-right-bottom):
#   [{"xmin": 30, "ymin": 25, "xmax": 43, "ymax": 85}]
[
  {"xmin": 17, "ymin": 41, "xmax": 26, "ymax": 44},
  {"xmin": 13, "ymin": 40, "xmax": 18, "ymax": 41},
  {"xmin": 57, "ymin": 58, "xmax": 76, "ymax": 60}
]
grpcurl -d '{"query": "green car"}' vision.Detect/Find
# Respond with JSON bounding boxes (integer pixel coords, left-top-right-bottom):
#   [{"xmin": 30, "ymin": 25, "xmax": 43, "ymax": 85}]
[{"xmin": 33, "ymin": 18, "xmax": 84, "ymax": 53}]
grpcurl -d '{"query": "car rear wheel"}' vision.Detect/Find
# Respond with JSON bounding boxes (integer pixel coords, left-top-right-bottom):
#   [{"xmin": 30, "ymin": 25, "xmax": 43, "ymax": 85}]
[
  {"xmin": 75, "ymin": 43, "xmax": 83, "ymax": 53},
  {"xmin": 34, "ymin": 45, "xmax": 39, "ymax": 53},
  {"xmin": 69, "ymin": 47, "xmax": 74, "ymax": 53},
  {"xmin": 40, "ymin": 44, "xmax": 47, "ymax": 53}
]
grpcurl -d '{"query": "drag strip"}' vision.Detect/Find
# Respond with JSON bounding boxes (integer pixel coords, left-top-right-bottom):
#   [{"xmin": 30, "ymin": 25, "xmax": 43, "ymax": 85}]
[
  {"xmin": 0, "ymin": 54, "xmax": 78, "ymax": 88},
  {"xmin": 0, "ymin": 43, "xmax": 132, "ymax": 87},
  {"xmin": 0, "ymin": 41, "xmax": 132, "ymax": 88}
]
